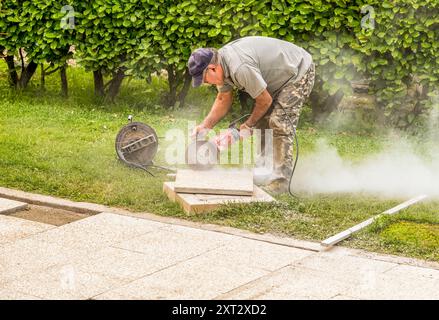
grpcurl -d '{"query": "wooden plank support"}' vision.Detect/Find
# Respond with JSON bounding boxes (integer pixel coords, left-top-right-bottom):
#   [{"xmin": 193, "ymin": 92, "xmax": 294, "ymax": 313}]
[{"xmin": 321, "ymin": 194, "xmax": 428, "ymax": 247}]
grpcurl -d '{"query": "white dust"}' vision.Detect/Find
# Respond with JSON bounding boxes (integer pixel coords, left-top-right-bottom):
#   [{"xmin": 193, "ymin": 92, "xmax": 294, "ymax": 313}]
[{"xmin": 291, "ymin": 104, "xmax": 439, "ymax": 199}]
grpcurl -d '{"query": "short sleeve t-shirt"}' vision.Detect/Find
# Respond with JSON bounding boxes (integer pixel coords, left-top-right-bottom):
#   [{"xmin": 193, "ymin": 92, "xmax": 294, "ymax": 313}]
[{"xmin": 217, "ymin": 36, "xmax": 313, "ymax": 99}]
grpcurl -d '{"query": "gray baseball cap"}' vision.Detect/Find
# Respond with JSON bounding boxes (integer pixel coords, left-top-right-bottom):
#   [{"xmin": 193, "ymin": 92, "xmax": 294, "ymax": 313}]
[{"xmin": 187, "ymin": 48, "xmax": 214, "ymax": 87}]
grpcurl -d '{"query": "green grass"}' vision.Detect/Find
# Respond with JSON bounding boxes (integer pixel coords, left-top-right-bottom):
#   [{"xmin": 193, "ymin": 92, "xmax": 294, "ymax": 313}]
[{"xmin": 1, "ymin": 64, "xmax": 438, "ymax": 262}]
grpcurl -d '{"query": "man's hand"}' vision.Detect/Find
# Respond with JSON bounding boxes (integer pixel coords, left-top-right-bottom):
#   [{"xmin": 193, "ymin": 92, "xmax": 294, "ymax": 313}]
[
  {"xmin": 191, "ymin": 123, "xmax": 210, "ymax": 140},
  {"xmin": 239, "ymin": 122, "xmax": 253, "ymax": 139}
]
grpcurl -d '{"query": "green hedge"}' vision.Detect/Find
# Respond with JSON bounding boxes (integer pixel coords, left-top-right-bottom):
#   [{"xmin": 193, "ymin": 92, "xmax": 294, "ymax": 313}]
[{"xmin": 1, "ymin": 0, "xmax": 438, "ymax": 126}]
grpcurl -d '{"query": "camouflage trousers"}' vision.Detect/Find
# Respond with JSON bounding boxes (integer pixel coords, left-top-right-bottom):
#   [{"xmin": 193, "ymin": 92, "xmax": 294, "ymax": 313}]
[{"xmin": 255, "ymin": 63, "xmax": 315, "ymax": 183}]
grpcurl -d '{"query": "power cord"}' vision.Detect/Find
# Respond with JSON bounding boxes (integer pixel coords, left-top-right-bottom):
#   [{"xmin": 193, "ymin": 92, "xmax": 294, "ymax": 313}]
[
  {"xmin": 237, "ymin": 109, "xmax": 299, "ymax": 198},
  {"xmin": 278, "ymin": 104, "xmax": 300, "ymax": 199}
]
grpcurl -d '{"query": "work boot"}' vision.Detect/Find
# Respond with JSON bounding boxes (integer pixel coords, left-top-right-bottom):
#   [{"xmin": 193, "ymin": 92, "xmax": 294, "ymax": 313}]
[{"xmin": 263, "ymin": 178, "xmax": 290, "ymax": 195}]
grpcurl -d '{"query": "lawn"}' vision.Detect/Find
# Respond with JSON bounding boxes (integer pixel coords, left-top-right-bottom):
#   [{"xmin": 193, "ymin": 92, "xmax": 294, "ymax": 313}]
[{"xmin": 0, "ymin": 65, "xmax": 438, "ymax": 262}]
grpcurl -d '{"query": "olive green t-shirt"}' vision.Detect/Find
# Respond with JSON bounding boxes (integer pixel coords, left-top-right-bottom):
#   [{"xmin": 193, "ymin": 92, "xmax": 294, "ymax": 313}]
[{"xmin": 217, "ymin": 36, "xmax": 312, "ymax": 99}]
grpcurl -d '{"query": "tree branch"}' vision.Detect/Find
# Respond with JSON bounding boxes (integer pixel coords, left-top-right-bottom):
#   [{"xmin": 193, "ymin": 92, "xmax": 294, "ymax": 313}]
[
  {"xmin": 104, "ymin": 78, "xmax": 114, "ymax": 90},
  {"xmin": 45, "ymin": 66, "xmax": 60, "ymax": 76}
]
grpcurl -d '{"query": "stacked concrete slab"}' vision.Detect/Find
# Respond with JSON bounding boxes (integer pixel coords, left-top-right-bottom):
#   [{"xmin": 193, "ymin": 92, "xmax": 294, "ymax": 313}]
[{"xmin": 164, "ymin": 169, "xmax": 275, "ymax": 214}]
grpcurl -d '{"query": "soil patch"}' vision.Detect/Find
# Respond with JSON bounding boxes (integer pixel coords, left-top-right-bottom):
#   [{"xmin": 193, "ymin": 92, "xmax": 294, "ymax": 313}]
[{"xmin": 10, "ymin": 204, "xmax": 90, "ymax": 226}]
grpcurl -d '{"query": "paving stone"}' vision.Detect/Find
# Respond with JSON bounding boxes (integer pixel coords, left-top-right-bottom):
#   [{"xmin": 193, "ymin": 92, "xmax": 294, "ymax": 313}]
[
  {"xmin": 294, "ymin": 251, "xmax": 397, "ymax": 285},
  {"xmin": 3, "ymin": 264, "xmax": 125, "ymax": 300},
  {"xmin": 218, "ymin": 266, "xmax": 352, "ymax": 300},
  {"xmin": 0, "ymin": 198, "xmax": 28, "ymax": 215},
  {"xmin": 94, "ymin": 252, "xmax": 269, "ymax": 300},
  {"xmin": 350, "ymin": 249, "xmax": 439, "ymax": 270},
  {"xmin": 344, "ymin": 271, "xmax": 439, "ymax": 300},
  {"xmin": 0, "ymin": 288, "xmax": 41, "ymax": 300},
  {"xmin": 0, "ymin": 237, "xmax": 91, "ymax": 284},
  {"xmin": 112, "ymin": 226, "xmax": 235, "ymax": 266},
  {"xmin": 198, "ymin": 238, "xmax": 313, "ymax": 272},
  {"xmin": 75, "ymin": 247, "xmax": 178, "ymax": 282},
  {"xmin": 383, "ymin": 264, "xmax": 439, "ymax": 280},
  {"xmin": 29, "ymin": 212, "xmax": 162, "ymax": 250},
  {"xmin": 0, "ymin": 215, "xmax": 53, "ymax": 245}
]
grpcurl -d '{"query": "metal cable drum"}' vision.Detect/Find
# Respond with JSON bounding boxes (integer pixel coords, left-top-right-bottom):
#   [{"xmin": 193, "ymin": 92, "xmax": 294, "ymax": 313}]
[{"xmin": 115, "ymin": 122, "xmax": 158, "ymax": 168}]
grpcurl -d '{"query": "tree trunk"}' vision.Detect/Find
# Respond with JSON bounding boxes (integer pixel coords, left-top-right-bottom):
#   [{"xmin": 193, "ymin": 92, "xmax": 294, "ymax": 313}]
[
  {"xmin": 166, "ymin": 66, "xmax": 192, "ymax": 108},
  {"xmin": 176, "ymin": 69, "xmax": 192, "ymax": 108},
  {"xmin": 93, "ymin": 69, "xmax": 104, "ymax": 97},
  {"xmin": 166, "ymin": 65, "xmax": 177, "ymax": 107},
  {"xmin": 40, "ymin": 63, "xmax": 45, "ymax": 90},
  {"xmin": 18, "ymin": 61, "xmax": 37, "ymax": 89},
  {"xmin": 60, "ymin": 64, "xmax": 68, "ymax": 98},
  {"xmin": 309, "ymin": 76, "xmax": 344, "ymax": 123},
  {"xmin": 323, "ymin": 89, "xmax": 344, "ymax": 114},
  {"xmin": 106, "ymin": 69, "xmax": 125, "ymax": 102},
  {"xmin": 4, "ymin": 55, "xmax": 18, "ymax": 88}
]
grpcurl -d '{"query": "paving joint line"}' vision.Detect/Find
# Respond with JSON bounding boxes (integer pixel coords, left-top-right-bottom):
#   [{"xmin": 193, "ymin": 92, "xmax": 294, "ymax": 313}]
[{"xmin": 214, "ymin": 265, "xmax": 292, "ymax": 300}]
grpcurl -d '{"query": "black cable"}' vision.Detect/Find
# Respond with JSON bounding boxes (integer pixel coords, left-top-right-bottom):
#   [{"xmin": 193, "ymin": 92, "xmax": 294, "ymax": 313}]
[
  {"xmin": 229, "ymin": 113, "xmax": 251, "ymax": 128},
  {"xmin": 148, "ymin": 164, "xmax": 177, "ymax": 172},
  {"xmin": 237, "ymin": 109, "xmax": 298, "ymax": 198},
  {"xmin": 278, "ymin": 104, "xmax": 300, "ymax": 198}
]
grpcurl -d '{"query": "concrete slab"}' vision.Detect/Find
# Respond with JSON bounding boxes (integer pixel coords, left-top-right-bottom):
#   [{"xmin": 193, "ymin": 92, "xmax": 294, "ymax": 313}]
[
  {"xmin": 94, "ymin": 252, "xmax": 269, "ymax": 300},
  {"xmin": 0, "ymin": 288, "xmax": 41, "ymax": 300},
  {"xmin": 383, "ymin": 264, "xmax": 439, "ymax": 281},
  {"xmin": 0, "ymin": 215, "xmax": 53, "ymax": 245},
  {"xmin": 164, "ymin": 182, "xmax": 274, "ymax": 214},
  {"xmin": 218, "ymin": 266, "xmax": 352, "ymax": 300},
  {"xmin": 0, "ymin": 198, "xmax": 28, "ymax": 215},
  {"xmin": 3, "ymin": 264, "xmax": 125, "ymax": 300},
  {"xmin": 294, "ymin": 251, "xmax": 398, "ymax": 285},
  {"xmin": 29, "ymin": 212, "xmax": 163, "ymax": 251},
  {"xmin": 350, "ymin": 248, "xmax": 439, "ymax": 270},
  {"xmin": 112, "ymin": 225, "xmax": 237, "ymax": 268},
  {"xmin": 0, "ymin": 237, "xmax": 92, "ymax": 283},
  {"xmin": 75, "ymin": 247, "xmax": 179, "ymax": 282},
  {"xmin": 344, "ymin": 272, "xmax": 439, "ymax": 300},
  {"xmin": 198, "ymin": 237, "xmax": 313, "ymax": 272},
  {"xmin": 174, "ymin": 169, "xmax": 254, "ymax": 196}
]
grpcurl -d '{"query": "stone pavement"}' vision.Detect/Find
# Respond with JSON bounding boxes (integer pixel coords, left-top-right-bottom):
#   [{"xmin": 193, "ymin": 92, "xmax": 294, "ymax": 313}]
[{"xmin": 0, "ymin": 196, "xmax": 438, "ymax": 300}]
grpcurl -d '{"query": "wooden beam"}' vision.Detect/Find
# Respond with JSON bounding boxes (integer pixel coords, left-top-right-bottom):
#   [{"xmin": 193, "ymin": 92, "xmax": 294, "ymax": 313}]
[{"xmin": 321, "ymin": 194, "xmax": 428, "ymax": 247}]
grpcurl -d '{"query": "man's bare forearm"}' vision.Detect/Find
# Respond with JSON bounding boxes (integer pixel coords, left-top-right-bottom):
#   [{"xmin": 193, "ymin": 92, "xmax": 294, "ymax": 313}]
[
  {"xmin": 245, "ymin": 89, "xmax": 273, "ymax": 126},
  {"xmin": 202, "ymin": 91, "xmax": 233, "ymax": 128}
]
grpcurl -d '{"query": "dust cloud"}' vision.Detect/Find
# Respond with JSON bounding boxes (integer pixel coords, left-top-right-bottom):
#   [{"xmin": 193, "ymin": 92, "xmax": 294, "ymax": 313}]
[{"xmin": 291, "ymin": 104, "xmax": 439, "ymax": 199}]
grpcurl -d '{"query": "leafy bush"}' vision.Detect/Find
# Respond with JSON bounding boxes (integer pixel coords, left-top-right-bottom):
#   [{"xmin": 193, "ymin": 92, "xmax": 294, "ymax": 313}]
[{"xmin": 1, "ymin": 0, "xmax": 438, "ymax": 126}]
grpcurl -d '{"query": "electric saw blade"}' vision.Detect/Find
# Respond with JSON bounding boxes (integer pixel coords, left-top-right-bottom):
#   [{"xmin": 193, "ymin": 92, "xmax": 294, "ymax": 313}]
[{"xmin": 185, "ymin": 140, "xmax": 219, "ymax": 170}]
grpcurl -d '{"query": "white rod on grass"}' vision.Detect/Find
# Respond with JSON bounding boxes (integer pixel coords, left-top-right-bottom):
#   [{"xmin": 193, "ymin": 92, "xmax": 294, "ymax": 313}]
[{"xmin": 321, "ymin": 194, "xmax": 428, "ymax": 247}]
